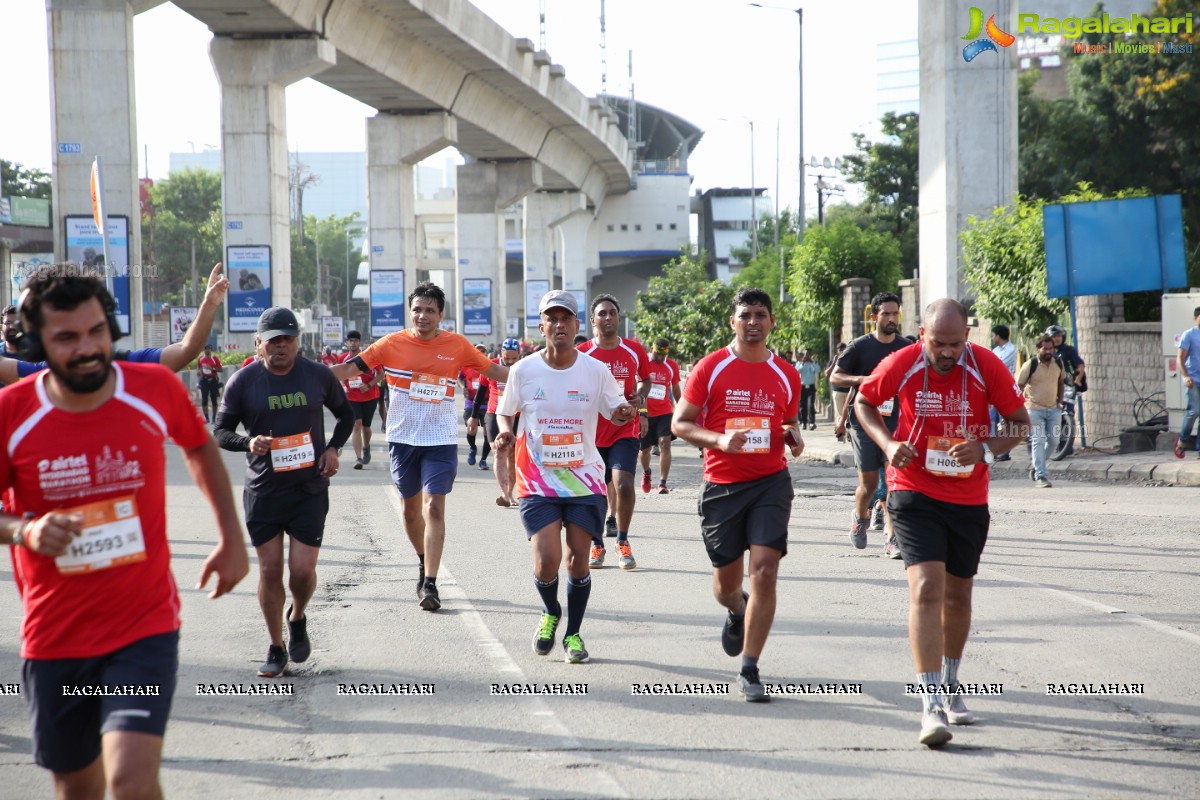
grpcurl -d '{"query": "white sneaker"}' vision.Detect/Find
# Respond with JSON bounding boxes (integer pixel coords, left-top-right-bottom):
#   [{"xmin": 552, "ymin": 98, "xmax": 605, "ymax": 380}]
[
  {"xmin": 919, "ymin": 707, "xmax": 953, "ymax": 747},
  {"xmin": 946, "ymin": 692, "xmax": 976, "ymax": 725}
]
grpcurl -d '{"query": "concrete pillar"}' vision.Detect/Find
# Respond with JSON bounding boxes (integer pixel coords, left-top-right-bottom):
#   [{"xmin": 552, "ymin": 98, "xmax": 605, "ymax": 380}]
[
  {"xmin": 522, "ymin": 191, "xmax": 587, "ymax": 335},
  {"xmin": 840, "ymin": 278, "xmax": 874, "ymax": 344},
  {"xmin": 918, "ymin": 0, "xmax": 1018, "ymax": 305},
  {"xmin": 210, "ymin": 36, "xmax": 335, "ymax": 343},
  {"xmin": 557, "ymin": 212, "xmax": 594, "ymax": 306},
  {"xmin": 366, "ymin": 112, "xmax": 457, "ymax": 312},
  {"xmin": 898, "ymin": 277, "xmax": 921, "ymax": 338},
  {"xmin": 455, "ymin": 161, "xmax": 541, "ymax": 341},
  {"xmin": 48, "ymin": 0, "xmax": 144, "ymax": 346}
]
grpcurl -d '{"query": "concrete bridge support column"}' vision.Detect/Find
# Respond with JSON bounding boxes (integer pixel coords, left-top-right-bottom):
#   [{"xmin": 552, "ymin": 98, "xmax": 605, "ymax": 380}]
[
  {"xmin": 555, "ymin": 211, "xmax": 595, "ymax": 318},
  {"xmin": 366, "ymin": 112, "xmax": 457, "ymax": 319},
  {"xmin": 456, "ymin": 161, "xmax": 541, "ymax": 341},
  {"xmin": 48, "ymin": 0, "xmax": 144, "ymax": 346},
  {"xmin": 522, "ymin": 192, "xmax": 587, "ymax": 335},
  {"xmin": 210, "ymin": 36, "xmax": 334, "ymax": 340},
  {"xmin": 918, "ymin": 0, "xmax": 1017, "ymax": 305}
]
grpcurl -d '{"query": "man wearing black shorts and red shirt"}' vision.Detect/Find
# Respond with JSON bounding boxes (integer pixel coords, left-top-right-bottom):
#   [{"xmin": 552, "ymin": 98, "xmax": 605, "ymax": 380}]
[
  {"xmin": 673, "ymin": 287, "xmax": 804, "ymax": 702},
  {"xmin": 340, "ymin": 330, "xmax": 383, "ymax": 469},
  {"xmin": 855, "ymin": 298, "xmax": 1029, "ymax": 747},
  {"xmin": 197, "ymin": 343, "xmax": 223, "ymax": 423},
  {"xmin": 578, "ymin": 294, "xmax": 651, "ymax": 571},
  {"xmin": 0, "ymin": 269, "xmax": 248, "ymax": 798},
  {"xmin": 216, "ymin": 308, "xmax": 355, "ymax": 678},
  {"xmin": 830, "ymin": 292, "xmax": 909, "ymax": 550},
  {"xmin": 639, "ymin": 337, "xmax": 682, "ymax": 494}
]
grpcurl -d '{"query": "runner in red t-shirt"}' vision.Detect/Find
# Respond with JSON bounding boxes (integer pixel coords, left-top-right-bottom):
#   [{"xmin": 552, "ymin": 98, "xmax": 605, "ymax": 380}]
[
  {"xmin": 197, "ymin": 343, "xmax": 223, "ymax": 423},
  {"xmin": 577, "ymin": 294, "xmax": 651, "ymax": 570},
  {"xmin": 855, "ymin": 298, "xmax": 1029, "ymax": 748},
  {"xmin": 672, "ymin": 288, "xmax": 803, "ymax": 703},
  {"xmin": 340, "ymin": 330, "xmax": 383, "ymax": 469},
  {"xmin": 638, "ymin": 337, "xmax": 682, "ymax": 494},
  {"xmin": 467, "ymin": 339, "xmax": 523, "ymax": 506},
  {"xmin": 459, "ymin": 346, "xmax": 489, "ymax": 467},
  {"xmin": 0, "ymin": 271, "xmax": 248, "ymax": 795}
]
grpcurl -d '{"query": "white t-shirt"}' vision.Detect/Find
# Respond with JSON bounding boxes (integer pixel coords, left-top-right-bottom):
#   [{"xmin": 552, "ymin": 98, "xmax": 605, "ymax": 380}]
[{"xmin": 497, "ymin": 352, "xmax": 626, "ymax": 498}]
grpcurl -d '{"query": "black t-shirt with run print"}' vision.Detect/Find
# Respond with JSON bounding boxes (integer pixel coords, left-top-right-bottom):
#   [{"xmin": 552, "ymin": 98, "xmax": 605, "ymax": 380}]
[{"xmin": 214, "ymin": 358, "xmax": 354, "ymax": 496}]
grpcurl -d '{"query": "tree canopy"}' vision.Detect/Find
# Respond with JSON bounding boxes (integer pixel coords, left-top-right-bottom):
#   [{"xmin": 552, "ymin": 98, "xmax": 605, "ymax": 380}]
[
  {"xmin": 633, "ymin": 251, "xmax": 737, "ymax": 366},
  {"xmin": 787, "ymin": 220, "xmax": 902, "ymax": 334},
  {"xmin": 1, "ymin": 160, "xmax": 51, "ymax": 199},
  {"xmin": 141, "ymin": 167, "xmax": 223, "ymax": 306},
  {"xmin": 840, "ymin": 111, "xmax": 919, "ymax": 277}
]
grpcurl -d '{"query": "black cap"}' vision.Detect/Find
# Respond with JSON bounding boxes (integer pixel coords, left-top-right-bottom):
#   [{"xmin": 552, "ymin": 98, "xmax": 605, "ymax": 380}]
[{"xmin": 257, "ymin": 307, "xmax": 300, "ymax": 340}]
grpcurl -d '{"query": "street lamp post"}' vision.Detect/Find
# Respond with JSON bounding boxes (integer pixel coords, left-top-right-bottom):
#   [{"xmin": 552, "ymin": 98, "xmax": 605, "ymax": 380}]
[{"xmin": 749, "ymin": 4, "xmax": 803, "ymax": 239}]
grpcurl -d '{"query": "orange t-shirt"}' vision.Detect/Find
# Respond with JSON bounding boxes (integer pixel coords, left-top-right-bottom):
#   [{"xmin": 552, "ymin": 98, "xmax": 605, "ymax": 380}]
[{"xmin": 359, "ymin": 329, "xmax": 495, "ymax": 446}]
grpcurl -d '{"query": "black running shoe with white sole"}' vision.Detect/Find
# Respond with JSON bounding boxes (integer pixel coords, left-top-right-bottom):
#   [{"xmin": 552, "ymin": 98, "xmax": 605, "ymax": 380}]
[{"xmin": 257, "ymin": 644, "xmax": 288, "ymax": 678}]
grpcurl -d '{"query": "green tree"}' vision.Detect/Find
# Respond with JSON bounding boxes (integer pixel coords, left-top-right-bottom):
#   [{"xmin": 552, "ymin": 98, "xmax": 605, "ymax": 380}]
[
  {"xmin": 961, "ymin": 183, "xmax": 1151, "ymax": 346},
  {"xmin": 841, "ymin": 111, "xmax": 919, "ymax": 276},
  {"xmin": 633, "ymin": 251, "xmax": 736, "ymax": 366},
  {"xmin": 787, "ymin": 219, "xmax": 902, "ymax": 334},
  {"xmin": 728, "ymin": 208, "xmax": 799, "ymax": 269},
  {"xmin": 293, "ymin": 213, "xmax": 363, "ymax": 316},
  {"xmin": 1, "ymin": 160, "xmax": 51, "ymax": 199},
  {"xmin": 142, "ymin": 167, "xmax": 222, "ymax": 305}
]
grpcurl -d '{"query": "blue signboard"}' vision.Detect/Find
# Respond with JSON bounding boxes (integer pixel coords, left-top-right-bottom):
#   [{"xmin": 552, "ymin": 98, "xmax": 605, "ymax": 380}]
[
  {"xmin": 462, "ymin": 278, "xmax": 492, "ymax": 335},
  {"xmin": 226, "ymin": 245, "xmax": 272, "ymax": 332},
  {"xmin": 65, "ymin": 215, "xmax": 132, "ymax": 335},
  {"xmin": 1044, "ymin": 194, "xmax": 1188, "ymax": 298},
  {"xmin": 57, "ymin": 142, "xmax": 82, "ymax": 154},
  {"xmin": 370, "ymin": 270, "xmax": 405, "ymax": 337}
]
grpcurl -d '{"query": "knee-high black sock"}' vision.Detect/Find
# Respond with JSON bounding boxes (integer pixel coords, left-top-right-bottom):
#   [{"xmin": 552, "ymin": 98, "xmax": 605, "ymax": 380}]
[
  {"xmin": 534, "ymin": 575, "xmax": 562, "ymax": 617},
  {"xmin": 565, "ymin": 574, "xmax": 591, "ymax": 637},
  {"xmin": 481, "ymin": 436, "xmax": 492, "ymax": 460},
  {"xmin": 466, "ymin": 429, "xmax": 478, "ymax": 449}
]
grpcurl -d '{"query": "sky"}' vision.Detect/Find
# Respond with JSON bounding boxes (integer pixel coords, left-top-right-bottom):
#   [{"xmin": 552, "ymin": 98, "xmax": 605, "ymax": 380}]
[{"xmin": 1, "ymin": 0, "xmax": 918, "ymax": 216}]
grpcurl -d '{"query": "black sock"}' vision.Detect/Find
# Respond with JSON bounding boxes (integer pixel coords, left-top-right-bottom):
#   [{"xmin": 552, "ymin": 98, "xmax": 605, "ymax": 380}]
[
  {"xmin": 425, "ymin": 576, "xmax": 437, "ymax": 588},
  {"xmin": 564, "ymin": 575, "xmax": 591, "ymax": 637},
  {"xmin": 534, "ymin": 575, "xmax": 562, "ymax": 617},
  {"xmin": 617, "ymin": 531, "xmax": 629, "ymax": 543},
  {"xmin": 467, "ymin": 431, "xmax": 477, "ymax": 449}
]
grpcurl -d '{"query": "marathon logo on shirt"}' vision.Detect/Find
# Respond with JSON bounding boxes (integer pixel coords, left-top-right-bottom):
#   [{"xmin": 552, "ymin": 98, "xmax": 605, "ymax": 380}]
[
  {"xmin": 725, "ymin": 388, "xmax": 752, "ymax": 411},
  {"xmin": 566, "ymin": 390, "xmax": 589, "ymax": 402},
  {"xmin": 914, "ymin": 389, "xmax": 971, "ymax": 415},
  {"xmin": 38, "ymin": 454, "xmax": 91, "ymax": 495},
  {"xmin": 267, "ymin": 392, "xmax": 308, "ymax": 411},
  {"xmin": 607, "ymin": 362, "xmax": 632, "ymax": 380},
  {"xmin": 750, "ymin": 388, "xmax": 778, "ymax": 415},
  {"xmin": 94, "ymin": 446, "xmax": 143, "ymax": 487}
]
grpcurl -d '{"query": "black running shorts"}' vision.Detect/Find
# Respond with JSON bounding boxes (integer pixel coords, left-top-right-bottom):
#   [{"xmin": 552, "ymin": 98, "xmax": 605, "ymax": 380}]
[
  {"xmin": 888, "ymin": 490, "xmax": 990, "ymax": 578},
  {"xmin": 697, "ymin": 468, "xmax": 793, "ymax": 568},
  {"xmin": 244, "ymin": 487, "xmax": 329, "ymax": 548}
]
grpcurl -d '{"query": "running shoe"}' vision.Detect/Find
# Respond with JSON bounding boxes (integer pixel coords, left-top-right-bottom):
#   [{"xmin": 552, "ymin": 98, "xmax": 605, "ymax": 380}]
[
  {"xmin": 871, "ymin": 504, "xmax": 885, "ymax": 531},
  {"xmin": 849, "ymin": 513, "xmax": 869, "ymax": 549},
  {"xmin": 652, "ymin": 445, "xmax": 660, "ymax": 456},
  {"xmin": 362, "ymin": 445, "xmax": 371, "ymax": 465},
  {"xmin": 721, "ymin": 591, "xmax": 748, "ymax": 657},
  {"xmin": 416, "ymin": 568, "xmax": 425, "ymax": 596},
  {"xmin": 353, "ymin": 458, "xmax": 364, "ymax": 470},
  {"xmin": 257, "ymin": 644, "xmax": 288, "ymax": 678},
  {"xmin": 589, "ymin": 545, "xmax": 606, "ymax": 568},
  {"xmin": 286, "ymin": 606, "xmax": 311, "ymax": 663},
  {"xmin": 468, "ymin": 447, "xmax": 477, "ymax": 466},
  {"xmin": 479, "ymin": 458, "xmax": 489, "ymax": 471},
  {"xmin": 1174, "ymin": 437, "xmax": 1185, "ymax": 459},
  {"xmin": 737, "ymin": 667, "xmax": 769, "ymax": 703},
  {"xmin": 658, "ymin": 483, "xmax": 669, "ymax": 494},
  {"xmin": 1035, "ymin": 477, "xmax": 1053, "ymax": 489},
  {"xmin": 641, "ymin": 471, "xmax": 652, "ymax": 494},
  {"xmin": 919, "ymin": 707, "xmax": 953, "ymax": 747},
  {"xmin": 886, "ymin": 538, "xmax": 904, "ymax": 560},
  {"xmin": 532, "ymin": 613, "xmax": 559, "ymax": 656},
  {"xmin": 946, "ymin": 692, "xmax": 976, "ymax": 725},
  {"xmin": 605, "ymin": 516, "xmax": 617, "ymax": 538},
  {"xmin": 418, "ymin": 581, "xmax": 441, "ymax": 611},
  {"xmin": 563, "ymin": 633, "xmax": 589, "ymax": 664},
  {"xmin": 618, "ymin": 541, "xmax": 636, "ymax": 570}
]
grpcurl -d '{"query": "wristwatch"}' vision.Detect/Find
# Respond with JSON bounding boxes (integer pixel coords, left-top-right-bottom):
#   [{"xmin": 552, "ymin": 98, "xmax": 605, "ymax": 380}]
[{"xmin": 981, "ymin": 442, "xmax": 995, "ymax": 466}]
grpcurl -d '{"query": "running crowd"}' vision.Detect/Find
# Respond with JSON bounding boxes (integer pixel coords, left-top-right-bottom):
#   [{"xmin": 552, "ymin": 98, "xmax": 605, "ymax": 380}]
[{"xmin": 1, "ymin": 266, "xmax": 1092, "ymax": 795}]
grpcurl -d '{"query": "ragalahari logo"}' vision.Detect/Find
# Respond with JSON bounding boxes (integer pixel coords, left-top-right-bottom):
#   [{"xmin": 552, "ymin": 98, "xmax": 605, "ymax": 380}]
[{"xmin": 962, "ymin": 7, "xmax": 1016, "ymax": 62}]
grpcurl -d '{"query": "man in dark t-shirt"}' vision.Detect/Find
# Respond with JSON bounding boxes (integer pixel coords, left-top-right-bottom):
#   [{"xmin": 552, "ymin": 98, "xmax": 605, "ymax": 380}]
[
  {"xmin": 830, "ymin": 293, "xmax": 910, "ymax": 551},
  {"xmin": 215, "ymin": 308, "xmax": 354, "ymax": 678}
]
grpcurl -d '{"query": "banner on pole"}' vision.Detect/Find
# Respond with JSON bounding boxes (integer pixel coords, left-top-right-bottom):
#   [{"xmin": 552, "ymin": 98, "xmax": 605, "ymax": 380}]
[
  {"xmin": 169, "ymin": 307, "xmax": 198, "ymax": 344},
  {"xmin": 65, "ymin": 215, "xmax": 131, "ymax": 334},
  {"xmin": 226, "ymin": 245, "xmax": 272, "ymax": 332},
  {"xmin": 369, "ymin": 270, "xmax": 405, "ymax": 337}
]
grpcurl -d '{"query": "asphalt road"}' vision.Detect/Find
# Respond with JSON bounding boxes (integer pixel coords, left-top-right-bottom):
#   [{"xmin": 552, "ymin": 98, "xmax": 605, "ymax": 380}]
[{"xmin": 0, "ymin": 424, "xmax": 1197, "ymax": 799}]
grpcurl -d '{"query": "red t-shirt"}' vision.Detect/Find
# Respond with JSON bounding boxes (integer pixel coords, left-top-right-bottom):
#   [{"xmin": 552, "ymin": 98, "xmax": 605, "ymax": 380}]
[
  {"xmin": 339, "ymin": 350, "xmax": 380, "ymax": 401},
  {"xmin": 320, "ymin": 353, "xmax": 338, "ymax": 367},
  {"xmin": 578, "ymin": 337, "xmax": 651, "ymax": 446},
  {"xmin": 2, "ymin": 363, "xmax": 209, "ymax": 659},
  {"xmin": 644, "ymin": 357, "xmax": 681, "ymax": 417},
  {"xmin": 682, "ymin": 347, "xmax": 801, "ymax": 484},
  {"xmin": 197, "ymin": 354, "xmax": 222, "ymax": 378},
  {"xmin": 480, "ymin": 358, "xmax": 509, "ymax": 414},
  {"xmin": 460, "ymin": 366, "xmax": 484, "ymax": 408},
  {"xmin": 240, "ymin": 355, "xmax": 257, "ymax": 369},
  {"xmin": 858, "ymin": 342, "xmax": 1024, "ymax": 506}
]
